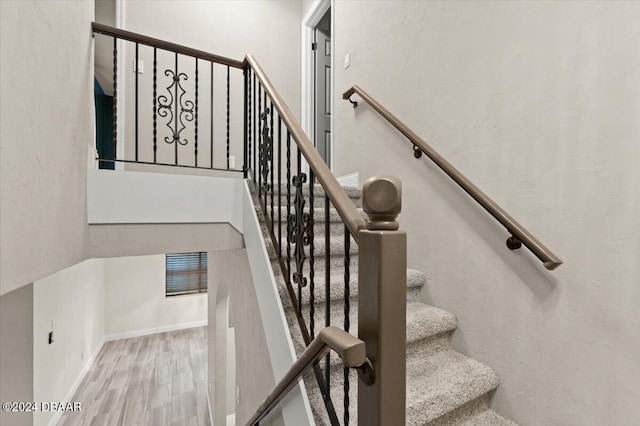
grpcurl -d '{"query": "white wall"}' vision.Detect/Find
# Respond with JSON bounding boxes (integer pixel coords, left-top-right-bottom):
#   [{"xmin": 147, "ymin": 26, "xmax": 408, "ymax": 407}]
[
  {"xmin": 87, "ymin": 169, "xmax": 244, "ymax": 232},
  {"xmin": 333, "ymin": 2, "xmax": 640, "ymax": 425},
  {"xmin": 33, "ymin": 259, "xmax": 106, "ymax": 426},
  {"xmin": 0, "ymin": 284, "xmax": 34, "ymax": 426},
  {"xmin": 0, "ymin": 0, "xmax": 94, "ymax": 296},
  {"xmin": 104, "ymin": 254, "xmax": 207, "ymax": 338}
]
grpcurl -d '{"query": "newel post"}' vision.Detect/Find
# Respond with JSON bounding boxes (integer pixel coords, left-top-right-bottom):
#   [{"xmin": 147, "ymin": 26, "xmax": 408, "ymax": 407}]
[{"xmin": 357, "ymin": 176, "xmax": 406, "ymax": 426}]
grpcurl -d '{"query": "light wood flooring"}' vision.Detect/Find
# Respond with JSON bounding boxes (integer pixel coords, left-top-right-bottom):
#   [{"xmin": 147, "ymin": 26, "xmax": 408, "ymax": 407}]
[{"xmin": 58, "ymin": 327, "xmax": 210, "ymax": 426}]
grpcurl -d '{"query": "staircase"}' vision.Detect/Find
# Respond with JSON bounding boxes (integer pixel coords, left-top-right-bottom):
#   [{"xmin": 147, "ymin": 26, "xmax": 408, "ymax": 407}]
[{"xmin": 255, "ymin": 185, "xmax": 516, "ymax": 425}]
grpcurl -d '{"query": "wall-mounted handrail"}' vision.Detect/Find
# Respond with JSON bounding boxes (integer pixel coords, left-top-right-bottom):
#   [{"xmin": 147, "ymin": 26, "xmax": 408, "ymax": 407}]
[
  {"xmin": 247, "ymin": 55, "xmax": 367, "ymax": 241},
  {"xmin": 343, "ymin": 85, "xmax": 562, "ymax": 271},
  {"xmin": 92, "ymin": 22, "xmax": 244, "ymax": 69},
  {"xmin": 246, "ymin": 326, "xmax": 370, "ymax": 426}
]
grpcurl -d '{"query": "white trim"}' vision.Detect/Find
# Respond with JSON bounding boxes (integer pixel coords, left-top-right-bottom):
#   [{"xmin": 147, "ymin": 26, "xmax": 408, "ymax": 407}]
[
  {"xmin": 242, "ymin": 182, "xmax": 314, "ymax": 425},
  {"xmin": 207, "ymin": 391, "xmax": 214, "ymax": 426},
  {"xmin": 47, "ymin": 337, "xmax": 106, "ymax": 426},
  {"xmin": 337, "ymin": 172, "xmax": 360, "ymax": 187},
  {"xmin": 104, "ymin": 320, "xmax": 208, "ymax": 342},
  {"xmin": 301, "ymin": 0, "xmax": 333, "ymax": 172}
]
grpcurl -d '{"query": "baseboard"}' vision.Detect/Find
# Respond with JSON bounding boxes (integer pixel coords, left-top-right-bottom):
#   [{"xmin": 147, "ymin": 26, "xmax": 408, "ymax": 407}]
[
  {"xmin": 104, "ymin": 320, "xmax": 208, "ymax": 342},
  {"xmin": 47, "ymin": 336, "xmax": 106, "ymax": 426},
  {"xmin": 337, "ymin": 172, "xmax": 360, "ymax": 187}
]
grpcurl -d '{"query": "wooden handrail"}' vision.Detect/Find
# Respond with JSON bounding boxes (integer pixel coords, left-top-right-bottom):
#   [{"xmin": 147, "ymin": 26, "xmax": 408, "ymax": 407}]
[
  {"xmin": 246, "ymin": 327, "xmax": 369, "ymax": 426},
  {"xmin": 247, "ymin": 55, "xmax": 367, "ymax": 240},
  {"xmin": 343, "ymin": 85, "xmax": 562, "ymax": 271},
  {"xmin": 92, "ymin": 22, "xmax": 244, "ymax": 69}
]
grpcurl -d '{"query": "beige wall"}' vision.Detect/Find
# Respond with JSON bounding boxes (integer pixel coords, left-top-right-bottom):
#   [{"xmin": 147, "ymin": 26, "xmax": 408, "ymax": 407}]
[
  {"xmin": 332, "ymin": 1, "xmax": 640, "ymax": 424},
  {"xmin": 0, "ymin": 284, "xmax": 34, "ymax": 426},
  {"xmin": 33, "ymin": 259, "xmax": 106, "ymax": 426},
  {"xmin": 0, "ymin": 0, "xmax": 95, "ymax": 296},
  {"xmin": 208, "ymin": 249, "xmax": 283, "ymax": 426},
  {"xmin": 104, "ymin": 254, "xmax": 207, "ymax": 337}
]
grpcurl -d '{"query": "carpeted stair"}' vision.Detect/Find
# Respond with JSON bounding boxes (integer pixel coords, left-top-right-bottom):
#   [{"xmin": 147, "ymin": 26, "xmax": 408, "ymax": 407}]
[{"xmin": 253, "ymin": 184, "xmax": 516, "ymax": 425}]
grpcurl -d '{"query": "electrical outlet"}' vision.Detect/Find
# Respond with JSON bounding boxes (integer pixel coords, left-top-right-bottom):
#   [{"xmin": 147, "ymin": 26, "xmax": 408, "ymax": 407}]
[
  {"xmin": 345, "ymin": 52, "xmax": 350, "ymax": 69},
  {"xmin": 229, "ymin": 156, "xmax": 236, "ymax": 169}
]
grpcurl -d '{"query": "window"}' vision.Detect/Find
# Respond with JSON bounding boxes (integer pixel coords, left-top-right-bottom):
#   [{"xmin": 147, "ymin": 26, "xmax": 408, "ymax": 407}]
[{"xmin": 166, "ymin": 252, "xmax": 208, "ymax": 296}]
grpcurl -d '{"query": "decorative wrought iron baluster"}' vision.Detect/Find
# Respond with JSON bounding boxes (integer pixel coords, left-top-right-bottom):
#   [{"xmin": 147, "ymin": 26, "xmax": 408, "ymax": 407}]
[
  {"xmin": 157, "ymin": 53, "xmax": 194, "ymax": 166},
  {"xmin": 257, "ymin": 84, "xmax": 262, "ymax": 198},
  {"xmin": 246, "ymin": 69, "xmax": 252, "ymax": 178},
  {"xmin": 135, "ymin": 42, "xmax": 139, "ymax": 162},
  {"xmin": 278, "ymin": 117, "xmax": 282, "ymax": 257},
  {"xmin": 210, "ymin": 62, "xmax": 213, "ymax": 168},
  {"xmin": 112, "ymin": 37, "xmax": 117, "ymax": 161},
  {"xmin": 226, "ymin": 65, "xmax": 230, "ymax": 169},
  {"xmin": 195, "ymin": 58, "xmax": 199, "ymax": 167},
  {"xmin": 174, "ymin": 53, "xmax": 178, "ymax": 164},
  {"xmin": 325, "ymin": 194, "xmax": 331, "ymax": 392},
  {"xmin": 253, "ymin": 73, "xmax": 257, "ymax": 181},
  {"xmin": 153, "ymin": 48, "xmax": 157, "ymax": 163},
  {"xmin": 270, "ymin": 101, "xmax": 274, "ymax": 231},
  {"xmin": 344, "ymin": 225, "xmax": 351, "ymax": 426},
  {"xmin": 309, "ymin": 170, "xmax": 315, "ymax": 339},
  {"xmin": 258, "ymin": 99, "xmax": 272, "ymax": 218},
  {"xmin": 288, "ymin": 148, "xmax": 313, "ymax": 317},
  {"xmin": 286, "ymin": 131, "xmax": 292, "ymax": 288}
]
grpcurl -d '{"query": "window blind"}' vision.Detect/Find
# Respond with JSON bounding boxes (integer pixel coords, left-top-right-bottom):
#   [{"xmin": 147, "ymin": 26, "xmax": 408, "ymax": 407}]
[{"xmin": 166, "ymin": 252, "xmax": 208, "ymax": 296}]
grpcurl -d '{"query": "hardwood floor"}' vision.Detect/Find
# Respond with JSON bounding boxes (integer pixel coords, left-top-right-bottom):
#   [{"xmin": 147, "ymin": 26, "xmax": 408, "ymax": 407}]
[{"xmin": 58, "ymin": 327, "xmax": 210, "ymax": 426}]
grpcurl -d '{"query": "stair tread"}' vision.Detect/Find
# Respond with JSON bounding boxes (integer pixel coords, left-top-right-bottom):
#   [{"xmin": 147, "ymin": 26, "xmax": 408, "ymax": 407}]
[
  {"xmin": 460, "ymin": 409, "xmax": 517, "ymax": 426},
  {"xmin": 264, "ymin": 230, "xmax": 358, "ymax": 260},
  {"xmin": 277, "ymin": 267, "xmax": 426, "ymax": 307},
  {"xmin": 260, "ymin": 205, "xmax": 366, "ymax": 223},
  {"xmin": 287, "ymin": 301, "xmax": 457, "ymax": 356},
  {"xmin": 406, "ymin": 349, "xmax": 499, "ymax": 425}
]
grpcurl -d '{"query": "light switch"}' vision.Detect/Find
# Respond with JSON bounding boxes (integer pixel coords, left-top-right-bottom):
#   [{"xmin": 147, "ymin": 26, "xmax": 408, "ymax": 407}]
[
  {"xmin": 133, "ymin": 59, "xmax": 144, "ymax": 74},
  {"xmin": 229, "ymin": 156, "xmax": 236, "ymax": 169},
  {"xmin": 344, "ymin": 52, "xmax": 350, "ymax": 69}
]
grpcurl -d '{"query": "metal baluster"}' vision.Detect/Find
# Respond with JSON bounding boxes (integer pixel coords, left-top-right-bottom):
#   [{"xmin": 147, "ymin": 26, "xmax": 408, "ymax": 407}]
[
  {"xmin": 210, "ymin": 62, "xmax": 213, "ymax": 168},
  {"xmin": 226, "ymin": 65, "xmax": 230, "ymax": 169},
  {"xmin": 258, "ymin": 84, "xmax": 262, "ymax": 198},
  {"xmin": 344, "ymin": 225, "xmax": 351, "ymax": 426},
  {"xmin": 263, "ymin": 90, "xmax": 268, "ymax": 213},
  {"xmin": 112, "ymin": 37, "xmax": 117, "ymax": 162},
  {"xmin": 247, "ymin": 69, "xmax": 252, "ymax": 179},
  {"xmin": 153, "ymin": 47, "xmax": 157, "ymax": 163},
  {"xmin": 296, "ymin": 146, "xmax": 303, "ymax": 316},
  {"xmin": 270, "ymin": 101, "xmax": 274, "ymax": 231},
  {"xmin": 286, "ymin": 131, "xmax": 292, "ymax": 301},
  {"xmin": 324, "ymin": 194, "xmax": 331, "ymax": 394},
  {"xmin": 309, "ymin": 170, "xmax": 315, "ymax": 339},
  {"xmin": 278, "ymin": 117, "xmax": 282, "ymax": 257},
  {"xmin": 253, "ymin": 73, "xmax": 257, "ymax": 181},
  {"xmin": 135, "ymin": 42, "xmax": 139, "ymax": 162},
  {"xmin": 195, "ymin": 58, "xmax": 199, "ymax": 167},
  {"xmin": 174, "ymin": 53, "xmax": 179, "ymax": 165}
]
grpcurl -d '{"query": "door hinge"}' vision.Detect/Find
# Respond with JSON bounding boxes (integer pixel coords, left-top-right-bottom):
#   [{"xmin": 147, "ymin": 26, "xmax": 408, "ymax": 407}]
[{"xmin": 311, "ymin": 42, "xmax": 317, "ymax": 51}]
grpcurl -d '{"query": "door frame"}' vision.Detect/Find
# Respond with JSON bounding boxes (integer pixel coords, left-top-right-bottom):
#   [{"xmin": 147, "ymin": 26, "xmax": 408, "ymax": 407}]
[{"xmin": 301, "ymin": 0, "xmax": 334, "ymax": 171}]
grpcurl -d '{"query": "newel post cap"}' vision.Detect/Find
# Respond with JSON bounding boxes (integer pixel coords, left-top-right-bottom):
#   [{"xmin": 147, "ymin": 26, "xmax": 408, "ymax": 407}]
[{"xmin": 362, "ymin": 175, "xmax": 402, "ymax": 230}]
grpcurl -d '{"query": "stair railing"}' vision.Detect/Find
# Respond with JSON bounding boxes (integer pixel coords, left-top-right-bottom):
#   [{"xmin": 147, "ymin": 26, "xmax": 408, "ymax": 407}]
[
  {"xmin": 92, "ymin": 22, "xmax": 245, "ymax": 172},
  {"xmin": 246, "ymin": 56, "xmax": 407, "ymax": 425},
  {"xmin": 92, "ymin": 23, "xmax": 408, "ymax": 425},
  {"xmin": 343, "ymin": 85, "xmax": 563, "ymax": 271}
]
